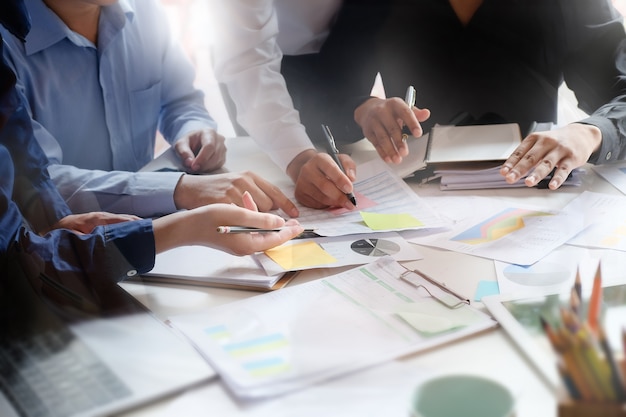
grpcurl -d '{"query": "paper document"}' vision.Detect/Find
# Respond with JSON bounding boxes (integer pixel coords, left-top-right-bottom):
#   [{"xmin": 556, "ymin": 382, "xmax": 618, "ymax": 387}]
[
  {"xmin": 426, "ymin": 123, "xmax": 521, "ymax": 164},
  {"xmin": 390, "ymin": 133, "xmax": 429, "ymax": 178},
  {"xmin": 592, "ymin": 162, "xmax": 626, "ymax": 195},
  {"xmin": 406, "ymin": 195, "xmax": 585, "ymax": 265},
  {"xmin": 566, "ymin": 191, "xmax": 626, "ymax": 251},
  {"xmin": 168, "ymin": 257, "xmax": 495, "ymax": 399},
  {"xmin": 494, "ymin": 245, "xmax": 626, "ymax": 297},
  {"xmin": 285, "ymin": 158, "xmax": 447, "ymax": 236},
  {"xmin": 256, "ymin": 232, "xmax": 423, "ymax": 275}
]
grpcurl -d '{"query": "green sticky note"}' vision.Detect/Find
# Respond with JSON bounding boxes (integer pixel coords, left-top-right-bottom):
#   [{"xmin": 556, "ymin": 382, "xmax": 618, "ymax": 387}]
[
  {"xmin": 396, "ymin": 299, "xmax": 483, "ymax": 335},
  {"xmin": 360, "ymin": 211, "xmax": 423, "ymax": 230}
]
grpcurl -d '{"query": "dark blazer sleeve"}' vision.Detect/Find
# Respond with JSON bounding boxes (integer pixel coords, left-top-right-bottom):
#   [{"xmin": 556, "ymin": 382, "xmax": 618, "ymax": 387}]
[{"xmin": 561, "ymin": 0, "xmax": 626, "ymax": 164}]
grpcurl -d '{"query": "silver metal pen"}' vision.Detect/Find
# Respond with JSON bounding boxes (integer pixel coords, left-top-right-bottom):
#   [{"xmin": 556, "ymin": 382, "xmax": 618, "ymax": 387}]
[
  {"xmin": 216, "ymin": 226, "xmax": 317, "ymax": 234},
  {"xmin": 405, "ymin": 85, "xmax": 416, "ymax": 108},
  {"xmin": 402, "ymin": 85, "xmax": 416, "ymax": 141}
]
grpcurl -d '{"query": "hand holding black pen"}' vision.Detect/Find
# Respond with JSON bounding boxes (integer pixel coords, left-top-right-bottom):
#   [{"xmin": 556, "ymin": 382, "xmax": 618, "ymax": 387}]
[{"xmin": 321, "ymin": 124, "xmax": 357, "ymax": 207}]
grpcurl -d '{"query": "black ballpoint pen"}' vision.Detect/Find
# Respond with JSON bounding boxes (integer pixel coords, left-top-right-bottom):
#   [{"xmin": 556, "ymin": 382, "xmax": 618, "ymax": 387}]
[{"xmin": 321, "ymin": 124, "xmax": 357, "ymax": 206}]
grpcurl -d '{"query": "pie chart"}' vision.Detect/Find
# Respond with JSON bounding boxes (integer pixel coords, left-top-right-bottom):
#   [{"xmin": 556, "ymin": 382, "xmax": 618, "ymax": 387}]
[{"xmin": 350, "ymin": 239, "xmax": 400, "ymax": 257}]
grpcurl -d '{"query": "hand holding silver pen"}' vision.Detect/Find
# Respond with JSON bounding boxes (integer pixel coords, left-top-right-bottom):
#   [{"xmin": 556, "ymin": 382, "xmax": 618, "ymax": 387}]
[
  {"xmin": 401, "ymin": 85, "xmax": 416, "ymax": 142},
  {"xmin": 216, "ymin": 226, "xmax": 317, "ymax": 234}
]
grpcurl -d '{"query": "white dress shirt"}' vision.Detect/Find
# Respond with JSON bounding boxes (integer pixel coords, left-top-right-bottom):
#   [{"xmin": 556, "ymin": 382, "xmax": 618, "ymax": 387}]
[{"xmin": 210, "ymin": 0, "xmax": 342, "ymax": 172}]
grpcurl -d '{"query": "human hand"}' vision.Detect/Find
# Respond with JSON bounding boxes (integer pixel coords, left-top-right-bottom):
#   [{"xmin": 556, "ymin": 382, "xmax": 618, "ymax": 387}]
[
  {"xmin": 174, "ymin": 171, "xmax": 299, "ymax": 217},
  {"xmin": 174, "ymin": 128, "xmax": 227, "ymax": 173},
  {"xmin": 154, "ymin": 194, "xmax": 304, "ymax": 256},
  {"xmin": 500, "ymin": 123, "xmax": 602, "ymax": 190},
  {"xmin": 354, "ymin": 97, "xmax": 430, "ymax": 164},
  {"xmin": 47, "ymin": 212, "xmax": 141, "ymax": 235},
  {"xmin": 286, "ymin": 149, "xmax": 357, "ymax": 210}
]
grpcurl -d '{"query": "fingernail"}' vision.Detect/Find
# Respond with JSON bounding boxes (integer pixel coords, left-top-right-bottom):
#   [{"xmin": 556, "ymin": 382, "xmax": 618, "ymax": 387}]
[
  {"xmin": 525, "ymin": 175, "xmax": 537, "ymax": 186},
  {"xmin": 342, "ymin": 185, "xmax": 352, "ymax": 194},
  {"xmin": 348, "ymin": 169, "xmax": 356, "ymax": 179}
]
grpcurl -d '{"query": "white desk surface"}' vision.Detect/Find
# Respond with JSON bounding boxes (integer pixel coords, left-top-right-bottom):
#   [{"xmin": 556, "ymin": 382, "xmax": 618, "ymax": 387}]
[{"xmin": 119, "ymin": 137, "xmax": 622, "ymax": 417}]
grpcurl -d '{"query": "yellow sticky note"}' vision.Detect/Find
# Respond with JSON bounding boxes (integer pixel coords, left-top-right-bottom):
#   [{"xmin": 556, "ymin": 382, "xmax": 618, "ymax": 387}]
[
  {"xmin": 360, "ymin": 211, "xmax": 423, "ymax": 230},
  {"xmin": 264, "ymin": 241, "xmax": 337, "ymax": 270}
]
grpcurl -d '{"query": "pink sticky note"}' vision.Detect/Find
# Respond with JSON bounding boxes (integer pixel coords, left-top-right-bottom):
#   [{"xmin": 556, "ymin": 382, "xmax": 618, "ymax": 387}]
[{"xmin": 327, "ymin": 191, "xmax": 377, "ymax": 216}]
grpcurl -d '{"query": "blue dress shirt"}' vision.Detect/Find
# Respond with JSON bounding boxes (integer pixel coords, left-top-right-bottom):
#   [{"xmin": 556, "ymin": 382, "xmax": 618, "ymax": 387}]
[
  {"xmin": 1, "ymin": 6, "xmax": 156, "ymax": 283},
  {"xmin": 1, "ymin": 0, "xmax": 217, "ymax": 217}
]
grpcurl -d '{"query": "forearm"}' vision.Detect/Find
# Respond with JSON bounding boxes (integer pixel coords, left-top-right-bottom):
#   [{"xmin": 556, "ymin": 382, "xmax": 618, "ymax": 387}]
[
  {"xmin": 48, "ymin": 164, "xmax": 181, "ymax": 217},
  {"xmin": 15, "ymin": 219, "xmax": 155, "ymax": 283},
  {"xmin": 210, "ymin": 0, "xmax": 315, "ymax": 171},
  {"xmin": 562, "ymin": 0, "xmax": 626, "ymax": 164}
]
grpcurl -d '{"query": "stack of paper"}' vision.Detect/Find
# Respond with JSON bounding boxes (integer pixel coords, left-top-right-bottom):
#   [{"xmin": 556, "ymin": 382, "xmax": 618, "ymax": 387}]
[
  {"xmin": 139, "ymin": 246, "xmax": 295, "ymax": 291},
  {"xmin": 390, "ymin": 123, "xmax": 584, "ymax": 190},
  {"xmin": 437, "ymin": 165, "xmax": 584, "ymax": 190}
]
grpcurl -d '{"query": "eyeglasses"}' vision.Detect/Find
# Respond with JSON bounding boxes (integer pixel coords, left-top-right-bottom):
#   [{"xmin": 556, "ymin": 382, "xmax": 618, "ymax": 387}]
[{"xmin": 399, "ymin": 267, "xmax": 470, "ymax": 309}]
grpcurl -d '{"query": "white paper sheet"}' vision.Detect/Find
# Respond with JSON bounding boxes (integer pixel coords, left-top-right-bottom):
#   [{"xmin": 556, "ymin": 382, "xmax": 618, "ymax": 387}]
[
  {"xmin": 566, "ymin": 190, "xmax": 626, "ymax": 251},
  {"xmin": 494, "ymin": 245, "xmax": 626, "ymax": 297},
  {"xmin": 281, "ymin": 158, "xmax": 447, "ymax": 236},
  {"xmin": 405, "ymin": 195, "xmax": 585, "ymax": 265},
  {"xmin": 255, "ymin": 232, "xmax": 423, "ymax": 275},
  {"xmin": 592, "ymin": 162, "xmax": 626, "ymax": 195},
  {"xmin": 168, "ymin": 257, "xmax": 495, "ymax": 400},
  {"xmin": 426, "ymin": 123, "xmax": 521, "ymax": 164}
]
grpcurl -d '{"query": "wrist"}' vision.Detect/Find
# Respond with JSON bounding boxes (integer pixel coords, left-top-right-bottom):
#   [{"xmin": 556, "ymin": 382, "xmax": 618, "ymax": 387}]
[
  {"xmin": 286, "ymin": 149, "xmax": 317, "ymax": 183},
  {"xmin": 572, "ymin": 122, "xmax": 603, "ymax": 154},
  {"xmin": 153, "ymin": 209, "xmax": 195, "ymax": 253},
  {"xmin": 172, "ymin": 173, "xmax": 188, "ymax": 210},
  {"xmin": 354, "ymin": 97, "xmax": 381, "ymax": 126}
]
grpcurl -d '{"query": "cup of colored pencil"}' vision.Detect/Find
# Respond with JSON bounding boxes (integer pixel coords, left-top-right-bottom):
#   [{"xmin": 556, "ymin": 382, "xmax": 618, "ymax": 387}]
[{"xmin": 540, "ymin": 263, "xmax": 626, "ymax": 416}]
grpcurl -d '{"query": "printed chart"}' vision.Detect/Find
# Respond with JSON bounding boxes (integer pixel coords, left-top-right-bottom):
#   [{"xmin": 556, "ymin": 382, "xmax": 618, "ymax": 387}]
[{"xmin": 350, "ymin": 238, "xmax": 401, "ymax": 257}]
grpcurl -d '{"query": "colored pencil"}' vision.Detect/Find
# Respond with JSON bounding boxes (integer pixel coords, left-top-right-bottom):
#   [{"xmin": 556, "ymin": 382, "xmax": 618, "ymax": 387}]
[{"xmin": 587, "ymin": 263, "xmax": 603, "ymax": 336}]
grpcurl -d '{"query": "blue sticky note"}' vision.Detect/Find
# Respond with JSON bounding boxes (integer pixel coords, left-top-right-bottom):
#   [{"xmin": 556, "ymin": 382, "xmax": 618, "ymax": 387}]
[{"xmin": 474, "ymin": 280, "xmax": 500, "ymax": 301}]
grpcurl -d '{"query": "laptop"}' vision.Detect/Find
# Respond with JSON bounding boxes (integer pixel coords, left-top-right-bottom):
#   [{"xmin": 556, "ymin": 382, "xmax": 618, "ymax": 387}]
[{"xmin": 0, "ymin": 253, "xmax": 216, "ymax": 417}]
